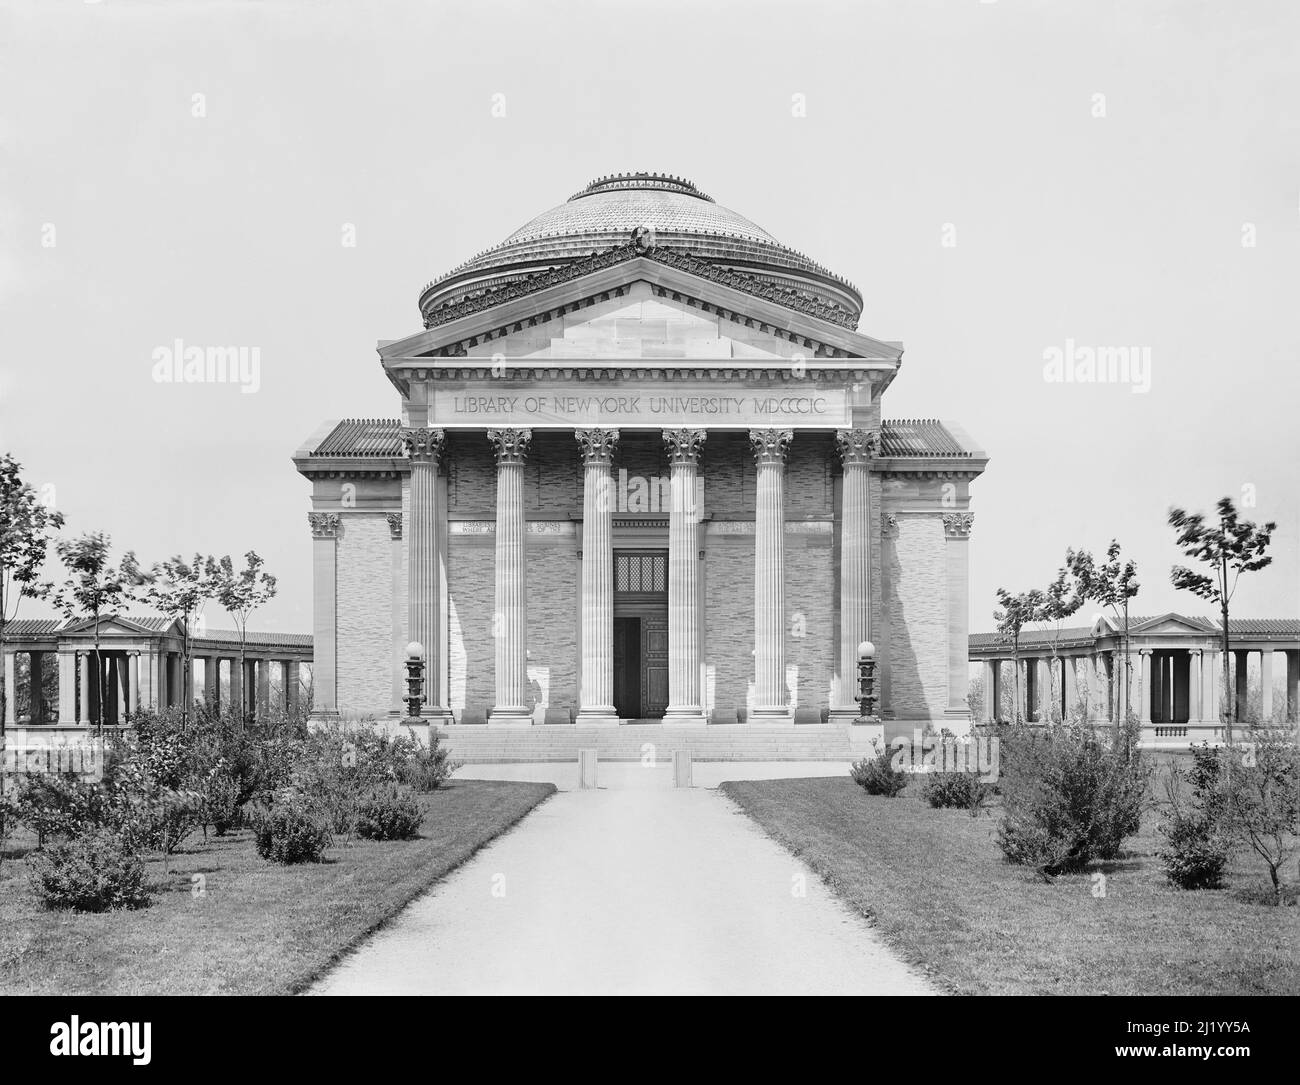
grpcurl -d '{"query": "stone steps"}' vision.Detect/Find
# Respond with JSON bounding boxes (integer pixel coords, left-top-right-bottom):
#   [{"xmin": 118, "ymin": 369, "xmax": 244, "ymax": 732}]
[{"xmin": 434, "ymin": 723, "xmax": 873, "ymax": 763}]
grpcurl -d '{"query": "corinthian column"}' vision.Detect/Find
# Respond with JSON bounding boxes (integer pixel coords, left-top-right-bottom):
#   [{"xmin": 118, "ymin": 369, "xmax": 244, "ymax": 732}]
[
  {"xmin": 576, "ymin": 428, "xmax": 619, "ymax": 726},
  {"xmin": 401, "ymin": 427, "xmax": 447, "ymax": 719},
  {"xmin": 488, "ymin": 428, "xmax": 532, "ymax": 726},
  {"xmin": 942, "ymin": 512, "xmax": 974, "ymax": 729},
  {"xmin": 750, "ymin": 429, "xmax": 793, "ymax": 723},
  {"xmin": 831, "ymin": 427, "xmax": 876, "ymax": 724},
  {"xmin": 663, "ymin": 428, "xmax": 707, "ymax": 726}
]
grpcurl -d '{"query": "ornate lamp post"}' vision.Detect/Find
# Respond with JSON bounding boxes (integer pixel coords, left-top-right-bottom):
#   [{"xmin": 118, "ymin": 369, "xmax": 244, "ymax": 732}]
[
  {"xmin": 404, "ymin": 641, "xmax": 425, "ymax": 721},
  {"xmin": 856, "ymin": 640, "xmax": 879, "ymax": 721}
]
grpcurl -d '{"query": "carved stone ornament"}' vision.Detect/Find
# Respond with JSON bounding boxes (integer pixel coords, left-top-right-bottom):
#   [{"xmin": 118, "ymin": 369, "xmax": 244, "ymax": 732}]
[
  {"xmin": 386, "ymin": 512, "xmax": 403, "ymax": 540},
  {"xmin": 942, "ymin": 513, "xmax": 974, "ymax": 538},
  {"xmin": 308, "ymin": 513, "xmax": 341, "ymax": 539},
  {"xmin": 749, "ymin": 428, "xmax": 793, "ymax": 465},
  {"xmin": 835, "ymin": 427, "xmax": 878, "ymax": 465},
  {"xmin": 575, "ymin": 427, "xmax": 620, "ymax": 466},
  {"xmin": 401, "ymin": 426, "xmax": 445, "ymax": 463},
  {"xmin": 883, "ymin": 514, "xmax": 899, "ymax": 537},
  {"xmin": 662, "ymin": 427, "xmax": 707, "ymax": 465},
  {"xmin": 487, "ymin": 427, "xmax": 532, "ymax": 465}
]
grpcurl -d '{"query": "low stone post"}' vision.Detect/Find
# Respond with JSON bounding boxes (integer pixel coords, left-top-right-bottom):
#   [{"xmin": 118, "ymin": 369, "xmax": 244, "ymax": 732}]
[{"xmin": 578, "ymin": 748, "xmax": 598, "ymax": 789}]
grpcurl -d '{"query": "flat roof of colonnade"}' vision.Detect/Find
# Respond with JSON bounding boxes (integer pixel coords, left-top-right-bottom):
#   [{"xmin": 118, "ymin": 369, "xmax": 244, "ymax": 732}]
[{"xmin": 970, "ymin": 614, "xmax": 1300, "ymax": 657}]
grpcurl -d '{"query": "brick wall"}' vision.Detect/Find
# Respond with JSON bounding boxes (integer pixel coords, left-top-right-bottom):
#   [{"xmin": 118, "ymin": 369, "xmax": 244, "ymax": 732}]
[
  {"xmin": 525, "ymin": 536, "xmax": 578, "ymax": 717},
  {"xmin": 446, "ymin": 536, "xmax": 495, "ymax": 716},
  {"xmin": 704, "ymin": 531, "xmax": 754, "ymax": 714},
  {"xmin": 335, "ymin": 513, "xmax": 396, "ymax": 715},
  {"xmin": 786, "ymin": 526, "xmax": 835, "ymax": 713},
  {"xmin": 884, "ymin": 514, "xmax": 949, "ymax": 718}
]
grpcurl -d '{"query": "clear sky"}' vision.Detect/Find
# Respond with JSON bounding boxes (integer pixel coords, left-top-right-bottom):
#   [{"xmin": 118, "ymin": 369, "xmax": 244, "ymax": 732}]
[{"xmin": 1, "ymin": 0, "xmax": 1296, "ymax": 635}]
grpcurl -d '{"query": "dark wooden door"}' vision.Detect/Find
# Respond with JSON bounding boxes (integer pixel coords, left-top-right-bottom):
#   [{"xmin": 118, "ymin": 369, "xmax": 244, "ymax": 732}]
[
  {"xmin": 642, "ymin": 615, "xmax": 669, "ymax": 718},
  {"xmin": 613, "ymin": 617, "xmax": 639, "ymax": 720}
]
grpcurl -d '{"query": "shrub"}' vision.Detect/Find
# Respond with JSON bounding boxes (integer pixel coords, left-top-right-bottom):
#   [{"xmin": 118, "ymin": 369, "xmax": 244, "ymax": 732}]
[
  {"xmin": 922, "ymin": 770, "xmax": 991, "ymax": 813},
  {"xmin": 206, "ymin": 767, "xmax": 242, "ymax": 836},
  {"xmin": 248, "ymin": 791, "xmax": 331, "ymax": 864},
  {"xmin": 1158, "ymin": 809, "xmax": 1230, "ymax": 889},
  {"xmin": 398, "ymin": 727, "xmax": 461, "ymax": 792},
  {"xmin": 996, "ymin": 725, "xmax": 1148, "ymax": 878},
  {"xmin": 355, "ymin": 785, "xmax": 424, "ymax": 841},
  {"xmin": 850, "ymin": 743, "xmax": 908, "ymax": 797},
  {"xmin": 26, "ymin": 828, "xmax": 150, "ymax": 911},
  {"xmin": 1156, "ymin": 750, "xmax": 1231, "ymax": 890},
  {"xmin": 13, "ymin": 773, "xmax": 110, "ymax": 843}
]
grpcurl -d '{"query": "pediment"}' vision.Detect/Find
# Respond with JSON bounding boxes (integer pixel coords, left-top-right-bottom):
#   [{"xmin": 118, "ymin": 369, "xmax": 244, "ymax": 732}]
[
  {"xmin": 380, "ymin": 255, "xmax": 903, "ymax": 367},
  {"xmin": 60, "ymin": 615, "xmax": 177, "ymax": 638},
  {"xmin": 1130, "ymin": 613, "xmax": 1213, "ymax": 636}
]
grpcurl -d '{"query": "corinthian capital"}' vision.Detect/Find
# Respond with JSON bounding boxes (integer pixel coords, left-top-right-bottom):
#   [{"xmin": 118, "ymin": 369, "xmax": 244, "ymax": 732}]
[
  {"xmin": 488, "ymin": 427, "xmax": 532, "ymax": 465},
  {"xmin": 835, "ymin": 427, "xmax": 878, "ymax": 465},
  {"xmin": 662, "ymin": 427, "xmax": 706, "ymax": 466},
  {"xmin": 749, "ymin": 428, "xmax": 793, "ymax": 466},
  {"xmin": 576, "ymin": 427, "xmax": 619, "ymax": 466},
  {"xmin": 401, "ymin": 426, "xmax": 445, "ymax": 463},
  {"xmin": 308, "ymin": 512, "xmax": 340, "ymax": 539},
  {"xmin": 942, "ymin": 513, "xmax": 974, "ymax": 538}
]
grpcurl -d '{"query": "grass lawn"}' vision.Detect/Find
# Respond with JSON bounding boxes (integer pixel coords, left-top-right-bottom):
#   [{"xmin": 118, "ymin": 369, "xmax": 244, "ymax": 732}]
[
  {"xmin": 0, "ymin": 778, "xmax": 554, "ymax": 995},
  {"xmin": 720, "ymin": 775, "xmax": 1299, "ymax": 996}
]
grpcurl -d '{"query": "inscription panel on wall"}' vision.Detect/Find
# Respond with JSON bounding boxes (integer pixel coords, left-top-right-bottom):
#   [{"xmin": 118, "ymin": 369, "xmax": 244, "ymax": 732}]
[{"xmin": 428, "ymin": 381, "xmax": 854, "ymax": 429}]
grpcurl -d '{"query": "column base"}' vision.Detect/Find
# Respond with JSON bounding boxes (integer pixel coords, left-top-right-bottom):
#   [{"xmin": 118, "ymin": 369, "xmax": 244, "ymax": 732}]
[
  {"xmin": 575, "ymin": 708, "xmax": 620, "ymax": 727},
  {"xmin": 662, "ymin": 708, "xmax": 708, "ymax": 727},
  {"xmin": 488, "ymin": 706, "xmax": 534, "ymax": 728},
  {"xmin": 827, "ymin": 706, "xmax": 862, "ymax": 726},
  {"xmin": 748, "ymin": 706, "xmax": 794, "ymax": 726}
]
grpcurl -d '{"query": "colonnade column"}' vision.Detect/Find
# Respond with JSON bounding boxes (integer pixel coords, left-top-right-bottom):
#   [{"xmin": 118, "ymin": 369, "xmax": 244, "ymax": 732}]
[
  {"xmin": 942, "ymin": 512, "xmax": 974, "ymax": 723},
  {"xmin": 78, "ymin": 651, "xmax": 91, "ymax": 723},
  {"xmin": 982, "ymin": 660, "xmax": 997, "ymax": 723},
  {"xmin": 128, "ymin": 651, "xmax": 140, "ymax": 720},
  {"xmin": 1234, "ymin": 650, "xmax": 1249, "ymax": 724},
  {"xmin": 1260, "ymin": 649, "xmax": 1274, "ymax": 723},
  {"xmin": 286, "ymin": 660, "xmax": 301, "ymax": 717},
  {"xmin": 575, "ymin": 428, "xmax": 619, "ymax": 726},
  {"xmin": 663, "ymin": 428, "xmax": 707, "ymax": 726},
  {"xmin": 488, "ymin": 428, "xmax": 532, "ymax": 726},
  {"xmin": 832, "ymin": 428, "xmax": 875, "ymax": 724},
  {"xmin": 2, "ymin": 650, "xmax": 14, "ymax": 727},
  {"xmin": 1191, "ymin": 649, "xmax": 1203, "ymax": 723},
  {"xmin": 1287, "ymin": 650, "xmax": 1300, "ymax": 726},
  {"xmin": 401, "ymin": 427, "xmax": 447, "ymax": 720},
  {"xmin": 1139, "ymin": 650, "xmax": 1152, "ymax": 724},
  {"xmin": 749, "ymin": 429, "xmax": 793, "ymax": 722},
  {"xmin": 308, "ymin": 512, "xmax": 341, "ymax": 715}
]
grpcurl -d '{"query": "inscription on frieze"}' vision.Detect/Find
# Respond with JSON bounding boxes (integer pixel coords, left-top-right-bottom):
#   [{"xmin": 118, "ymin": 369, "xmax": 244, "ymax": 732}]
[{"xmin": 430, "ymin": 382, "xmax": 855, "ymax": 429}]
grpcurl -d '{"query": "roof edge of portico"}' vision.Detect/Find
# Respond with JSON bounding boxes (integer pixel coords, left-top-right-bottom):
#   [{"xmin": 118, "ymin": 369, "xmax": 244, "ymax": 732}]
[{"xmin": 378, "ymin": 253, "xmax": 904, "ymax": 369}]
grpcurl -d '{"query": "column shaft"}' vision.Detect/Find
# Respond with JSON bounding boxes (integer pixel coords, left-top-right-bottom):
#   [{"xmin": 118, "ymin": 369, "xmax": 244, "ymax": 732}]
[
  {"xmin": 663, "ymin": 428, "xmax": 706, "ymax": 725},
  {"xmin": 2, "ymin": 650, "xmax": 14, "ymax": 727},
  {"xmin": 489, "ymin": 429, "xmax": 531, "ymax": 725},
  {"xmin": 1260, "ymin": 649, "xmax": 1274, "ymax": 723},
  {"xmin": 1139, "ymin": 650, "xmax": 1152, "ymax": 724},
  {"xmin": 78, "ymin": 651, "xmax": 91, "ymax": 724},
  {"xmin": 576, "ymin": 429, "xmax": 618, "ymax": 725},
  {"xmin": 750, "ymin": 429, "xmax": 792, "ymax": 721},
  {"xmin": 832, "ymin": 429, "xmax": 876, "ymax": 722},
  {"xmin": 402, "ymin": 428, "xmax": 446, "ymax": 718}
]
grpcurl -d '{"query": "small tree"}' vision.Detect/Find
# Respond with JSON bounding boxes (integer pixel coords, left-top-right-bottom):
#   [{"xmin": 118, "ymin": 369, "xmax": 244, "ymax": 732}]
[
  {"xmin": 1069, "ymin": 541, "xmax": 1139, "ymax": 730},
  {"xmin": 52, "ymin": 534, "xmax": 145, "ymax": 736},
  {"xmin": 1168, "ymin": 498, "xmax": 1275, "ymax": 743},
  {"xmin": 208, "ymin": 552, "xmax": 277, "ymax": 727},
  {"xmin": 144, "ymin": 554, "xmax": 215, "ymax": 728},
  {"xmin": 0, "ymin": 454, "xmax": 64, "ymax": 764},
  {"xmin": 1222, "ymin": 729, "xmax": 1300, "ymax": 901},
  {"xmin": 1041, "ymin": 564, "xmax": 1085, "ymax": 722},
  {"xmin": 994, "ymin": 588, "xmax": 1045, "ymax": 723}
]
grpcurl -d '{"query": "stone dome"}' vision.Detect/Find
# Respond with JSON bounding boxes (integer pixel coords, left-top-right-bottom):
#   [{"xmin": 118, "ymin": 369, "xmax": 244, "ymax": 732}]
[{"xmin": 418, "ymin": 172, "xmax": 862, "ymax": 326}]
